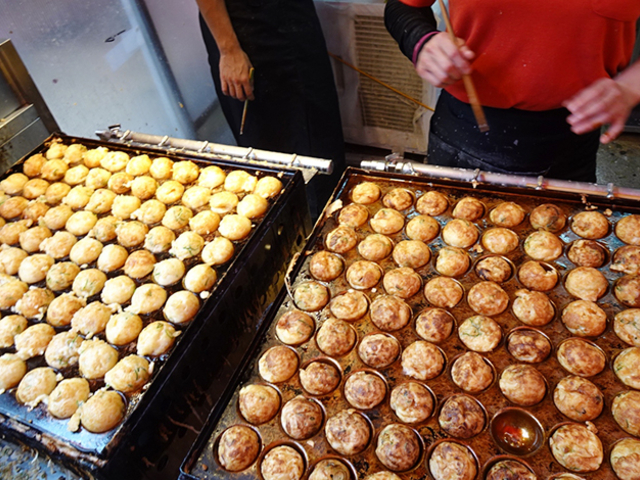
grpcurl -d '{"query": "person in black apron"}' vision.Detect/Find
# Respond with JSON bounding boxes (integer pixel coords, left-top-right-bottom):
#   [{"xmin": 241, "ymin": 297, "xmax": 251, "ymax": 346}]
[{"xmin": 198, "ymin": 0, "xmax": 345, "ymax": 219}]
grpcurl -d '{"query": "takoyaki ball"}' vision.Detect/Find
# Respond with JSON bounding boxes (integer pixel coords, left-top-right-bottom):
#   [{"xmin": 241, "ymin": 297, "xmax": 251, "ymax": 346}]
[
  {"xmin": 424, "ymin": 276, "xmax": 463, "ymax": 308},
  {"xmin": 614, "ymin": 347, "xmax": 640, "ymax": 389},
  {"xmin": 18, "ymin": 226, "xmax": 51, "ymax": 253},
  {"xmin": 358, "ymin": 334, "xmax": 400, "ymax": 368},
  {"xmin": 45, "ymin": 142, "xmax": 67, "ymax": 160},
  {"xmin": 616, "ymin": 275, "xmax": 640, "ymax": 307},
  {"xmin": 611, "ymin": 438, "xmax": 640, "ymax": 480},
  {"xmin": 524, "ymin": 231, "xmax": 563, "ymax": 261},
  {"xmin": 565, "ymin": 267, "xmax": 608, "ymax": 302},
  {"xmin": 518, "ymin": 260, "xmax": 558, "ymax": 291},
  {"xmin": 145, "ymin": 226, "xmax": 175, "ymax": 254},
  {"xmin": 615, "ymin": 309, "xmax": 640, "ymax": 346},
  {"xmin": 116, "ymin": 221, "xmax": 148, "ymax": 248},
  {"xmin": 105, "ymin": 355, "xmax": 150, "ymax": 393},
  {"xmin": 0, "ymin": 220, "xmax": 29, "ymax": 245},
  {"xmin": 45, "ymin": 183, "xmax": 71, "ymax": 205},
  {"xmin": 507, "ymin": 329, "xmax": 551, "ymax": 363},
  {"xmin": 309, "ymin": 460, "xmax": 351, "ymax": 480},
  {"xmin": 106, "ymin": 312, "xmax": 143, "ymax": 346},
  {"xmin": 475, "ymin": 256, "xmax": 511, "ymax": 283},
  {"xmin": 155, "ymin": 180, "xmax": 184, "ymax": 205},
  {"xmin": 317, "ymin": 318, "xmax": 356, "ymax": 357},
  {"xmin": 62, "ymin": 186, "xmax": 94, "ymax": 210},
  {"xmin": 46, "ymin": 294, "xmax": 84, "ymax": 327},
  {"xmin": 123, "ymin": 250, "xmax": 156, "ymax": 279},
  {"xmin": 617, "ymin": 214, "xmax": 640, "ymax": 245},
  {"xmin": 149, "ymin": 157, "xmax": 173, "ymax": 181},
  {"xmin": 47, "ymin": 377, "xmax": 89, "ymax": 419},
  {"xmin": 549, "ymin": 423, "xmax": 603, "ymax": 473},
  {"xmin": 438, "ymin": 394, "xmax": 486, "ymax": 439},
  {"xmin": 64, "ymin": 165, "xmax": 89, "ymax": 185},
  {"xmin": 0, "ymin": 280, "xmax": 28, "ymax": 309},
  {"xmin": 293, "ymin": 281, "xmax": 329, "ymax": 311},
  {"xmin": 351, "ymin": 182, "xmax": 381, "ymax": 204},
  {"xmin": 370, "ymin": 209, "xmax": 404, "ymax": 235},
  {"xmin": 0, "ymin": 173, "xmax": 28, "ymax": 195},
  {"xmin": 571, "ymin": 211, "xmax": 609, "ymax": 239},
  {"xmin": 452, "ymin": 197, "xmax": 484, "ymax": 222},
  {"xmin": 15, "ymin": 287, "xmax": 54, "ymax": 319},
  {"xmin": 329, "ymin": 291, "xmax": 369, "ymax": 321},
  {"xmin": 402, "ymin": 340, "xmax": 445, "ymax": 380},
  {"xmin": 358, "ymin": 234, "xmax": 393, "ymax": 261},
  {"xmin": 416, "ymin": 191, "xmax": 448, "ymax": 216},
  {"xmin": 467, "ymin": 281, "xmax": 508, "ymax": 316},
  {"xmin": 107, "ymin": 172, "xmax": 133, "ymax": 194},
  {"xmin": 309, "ymin": 251, "xmax": 343, "ymax": 282},
  {"xmin": 193, "ymin": 165, "xmax": 222, "ymax": 190},
  {"xmin": 459, "ymin": 316, "xmax": 502, "ymax": 353},
  {"xmin": 79, "ymin": 390, "xmax": 125, "ymax": 433},
  {"xmin": 451, "ymin": 352, "xmax": 494, "ymax": 393},
  {"xmin": 85, "ymin": 189, "xmax": 116, "ymax": 214},
  {"xmin": 383, "ymin": 188, "xmax": 414, "ymax": 211},
  {"xmin": 345, "ymin": 371, "xmax": 386, "ymax": 410},
  {"xmin": 415, "ymin": 308, "xmax": 454, "ymax": 343},
  {"xmin": 65, "ymin": 211, "xmax": 97, "ymax": 236},
  {"xmin": 84, "ymin": 168, "xmax": 111, "ymax": 189},
  {"xmin": 299, "ymin": 361, "xmax": 341, "ymax": 396},
  {"xmin": 164, "ymin": 290, "xmax": 200, "ymax": 324},
  {"xmin": 170, "ymin": 231, "xmax": 204, "ymax": 260},
  {"xmin": 258, "ymin": 346, "xmax": 298, "ymax": 383},
  {"xmin": 613, "ymin": 391, "xmax": 640, "ymax": 437},
  {"xmin": 261, "ymin": 446, "xmax": 304, "ymax": 480},
  {"xmin": 512, "ymin": 289, "xmax": 555, "ymax": 326},
  {"xmin": 325, "ymin": 226, "xmax": 358, "ymax": 253},
  {"xmin": 130, "ymin": 176, "xmax": 158, "ymax": 200},
  {"xmin": 22, "ymin": 178, "xmax": 49, "ymax": 199},
  {"xmin": 253, "ymin": 176, "xmax": 282, "ymax": 199},
  {"xmin": 218, "ymin": 214, "xmax": 252, "ymax": 241},
  {"xmin": 326, "ymin": 409, "xmax": 371, "ymax": 456},
  {"xmin": 389, "ymin": 382, "xmax": 433, "ymax": 424},
  {"xmin": 0, "ymin": 315, "xmax": 27, "ymax": 348},
  {"xmin": 370, "ymin": 295, "xmax": 411, "ymax": 331},
  {"xmin": 125, "ymin": 154, "xmax": 152, "ymax": 176},
  {"xmin": 557, "ymin": 338, "xmax": 606, "ymax": 377},
  {"xmin": 46, "ymin": 262, "xmax": 80, "ymax": 291},
  {"xmin": 16, "ymin": 367, "xmax": 57, "ymax": 407},
  {"xmin": 152, "ymin": 258, "xmax": 185, "ymax": 287},
  {"xmin": 101, "ymin": 275, "xmax": 136, "ymax": 305},
  {"xmin": 0, "ymin": 196, "xmax": 28, "ymax": 219},
  {"xmin": 218, "ymin": 425, "xmax": 261, "ymax": 472},
  {"xmin": 129, "ymin": 284, "xmax": 167, "ymax": 315},
  {"xmin": 97, "ymin": 245, "xmax": 128, "ymax": 274},
  {"xmin": 21, "ymin": 201, "xmax": 49, "ymax": 223},
  {"xmin": 91, "ymin": 216, "xmax": 118, "ymax": 242},
  {"xmin": 490, "ymin": 201, "xmax": 525, "ymax": 227},
  {"xmin": 405, "ymin": 215, "xmax": 440, "ymax": 243},
  {"xmin": 238, "ymin": 384, "xmax": 280, "ymax": 424},
  {"xmin": 237, "ymin": 194, "xmax": 268, "ymax": 219},
  {"xmin": 0, "ymin": 247, "xmax": 27, "ymax": 275},
  {"xmin": 23, "ymin": 153, "xmax": 45, "ymax": 178},
  {"xmin": 209, "ymin": 191, "xmax": 238, "ymax": 215},
  {"xmin": 383, "ymin": 267, "xmax": 421, "ymax": 299},
  {"xmin": 435, "ymin": 247, "xmax": 470, "ymax": 277},
  {"xmin": 554, "ymin": 376, "xmax": 604, "ymax": 422},
  {"xmin": 44, "ymin": 331, "xmax": 83, "ymax": 370},
  {"xmin": 136, "ymin": 321, "xmax": 179, "ymax": 356},
  {"xmin": 281, "ymin": 395, "xmax": 323, "ymax": 440},
  {"xmin": 41, "ymin": 159, "xmax": 68, "ymax": 182},
  {"xmin": 72, "ymin": 268, "xmax": 107, "ymax": 299},
  {"xmin": 71, "ymin": 301, "xmax": 112, "ymax": 337},
  {"xmin": 0, "ymin": 354, "xmax": 26, "ymax": 392},
  {"xmin": 392, "ymin": 241, "xmax": 432, "ymax": 269},
  {"xmin": 224, "ymin": 169, "xmax": 256, "ymax": 193},
  {"xmin": 428, "ymin": 441, "xmax": 477, "ymax": 480},
  {"xmin": 442, "ymin": 219, "xmax": 478, "ymax": 249},
  {"xmin": 179, "ymin": 186, "xmax": 210, "ymax": 211},
  {"xmin": 63, "ymin": 143, "xmax": 87, "ymax": 164},
  {"xmin": 499, "ymin": 364, "xmax": 546, "ymax": 406},
  {"xmin": 100, "ymin": 151, "xmax": 129, "ymax": 172},
  {"xmin": 338, "ymin": 203, "xmax": 369, "ymax": 228},
  {"xmin": 375, "ymin": 424, "xmax": 421, "ymax": 472},
  {"xmin": 612, "ymin": 246, "xmax": 640, "ymax": 275},
  {"xmin": 485, "ymin": 460, "xmax": 535, "ymax": 480},
  {"xmin": 530, "ymin": 203, "xmax": 566, "ymax": 232},
  {"xmin": 18, "ymin": 253, "xmax": 54, "ymax": 283},
  {"xmin": 188, "ymin": 210, "xmax": 220, "ymax": 236},
  {"xmin": 183, "ymin": 264, "xmax": 216, "ymax": 293},
  {"xmin": 201, "ymin": 237, "xmax": 234, "ymax": 265},
  {"xmin": 568, "ymin": 240, "xmax": 606, "ymax": 268},
  {"xmin": 83, "ymin": 146, "xmax": 108, "ymax": 168},
  {"xmin": 112, "ymin": 195, "xmax": 141, "ymax": 220},
  {"xmin": 14, "ymin": 323, "xmax": 55, "ymax": 359},
  {"xmin": 562, "ymin": 300, "xmax": 607, "ymax": 337},
  {"xmin": 481, "ymin": 228, "xmax": 519, "ymax": 255}
]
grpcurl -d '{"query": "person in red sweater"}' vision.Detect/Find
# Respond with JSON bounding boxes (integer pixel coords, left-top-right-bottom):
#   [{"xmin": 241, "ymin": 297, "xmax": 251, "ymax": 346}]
[{"xmin": 385, "ymin": 0, "xmax": 640, "ymax": 181}]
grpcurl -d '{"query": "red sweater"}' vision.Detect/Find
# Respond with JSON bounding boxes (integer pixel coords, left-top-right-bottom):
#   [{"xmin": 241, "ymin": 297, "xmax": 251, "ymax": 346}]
[{"xmin": 401, "ymin": 0, "xmax": 640, "ymax": 110}]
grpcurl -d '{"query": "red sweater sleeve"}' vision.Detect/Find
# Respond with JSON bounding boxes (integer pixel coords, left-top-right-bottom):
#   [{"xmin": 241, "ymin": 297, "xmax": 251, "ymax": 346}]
[{"xmin": 398, "ymin": 0, "xmax": 435, "ymax": 7}]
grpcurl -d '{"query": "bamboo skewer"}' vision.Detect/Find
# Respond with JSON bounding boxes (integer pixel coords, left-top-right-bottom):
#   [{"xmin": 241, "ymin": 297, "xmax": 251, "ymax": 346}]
[
  {"xmin": 437, "ymin": 0, "xmax": 489, "ymax": 132},
  {"xmin": 240, "ymin": 67, "xmax": 255, "ymax": 136}
]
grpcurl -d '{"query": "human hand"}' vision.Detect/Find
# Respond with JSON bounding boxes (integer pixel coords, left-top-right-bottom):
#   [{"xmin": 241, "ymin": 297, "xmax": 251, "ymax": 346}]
[
  {"xmin": 415, "ymin": 32, "xmax": 475, "ymax": 87},
  {"xmin": 219, "ymin": 49, "xmax": 254, "ymax": 101}
]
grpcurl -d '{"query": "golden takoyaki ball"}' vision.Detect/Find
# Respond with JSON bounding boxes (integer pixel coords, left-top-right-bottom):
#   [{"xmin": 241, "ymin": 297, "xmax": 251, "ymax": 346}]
[
  {"xmin": 64, "ymin": 165, "xmax": 89, "ymax": 185},
  {"xmin": 309, "ymin": 459, "xmax": 352, "ymax": 480},
  {"xmin": 499, "ymin": 364, "xmax": 547, "ymax": 406},
  {"xmin": 467, "ymin": 281, "xmax": 509, "ymax": 316},
  {"xmin": 225, "ymin": 170, "xmax": 256, "ymax": 193},
  {"xmin": 524, "ymin": 230, "xmax": 563, "ymax": 261},
  {"xmin": 557, "ymin": 338, "xmax": 606, "ymax": 377},
  {"xmin": 197, "ymin": 165, "xmax": 225, "ymax": 189},
  {"xmin": 615, "ymin": 275, "xmax": 640, "ymax": 307},
  {"xmin": 344, "ymin": 371, "xmax": 387, "ymax": 410},
  {"xmin": 108, "ymin": 172, "xmax": 133, "ymax": 194},
  {"xmin": 106, "ymin": 312, "xmax": 143, "ymax": 346},
  {"xmin": 512, "ymin": 289, "xmax": 555, "ymax": 326},
  {"xmin": 0, "ymin": 279, "xmax": 28, "ymax": 310},
  {"xmin": 565, "ymin": 267, "xmax": 608, "ymax": 302},
  {"xmin": 475, "ymin": 256, "xmax": 512, "ymax": 283},
  {"xmin": 614, "ymin": 347, "xmax": 640, "ymax": 389},
  {"xmin": 435, "ymin": 246, "xmax": 470, "ymax": 277},
  {"xmin": 18, "ymin": 253, "xmax": 54, "ymax": 283},
  {"xmin": 481, "ymin": 228, "xmax": 519, "ymax": 254},
  {"xmin": 181, "ymin": 186, "xmax": 211, "ymax": 210},
  {"xmin": 14, "ymin": 287, "xmax": 54, "ymax": 319},
  {"xmin": 209, "ymin": 191, "xmax": 239, "ymax": 215},
  {"xmin": 358, "ymin": 234, "xmax": 393, "ymax": 261},
  {"xmin": 389, "ymin": 382, "xmax": 434, "ymax": 424},
  {"xmin": 100, "ymin": 151, "xmax": 130, "ymax": 172},
  {"xmin": 370, "ymin": 208, "xmax": 404, "ymax": 235},
  {"xmin": 162, "ymin": 205, "xmax": 192, "ymax": 230},
  {"xmin": 490, "ymin": 201, "xmax": 526, "ymax": 227},
  {"xmin": 172, "ymin": 161, "xmax": 200, "ymax": 185},
  {"xmin": 610, "ymin": 438, "xmax": 640, "ymax": 480},
  {"xmin": 219, "ymin": 214, "xmax": 252, "ymax": 241},
  {"xmin": 392, "ymin": 240, "xmax": 431, "ymax": 269},
  {"xmin": 452, "ymin": 197, "xmax": 484, "ymax": 221},
  {"xmin": 611, "ymin": 246, "xmax": 640, "ymax": 275},
  {"xmin": 79, "ymin": 390, "xmax": 125, "ymax": 433},
  {"xmin": 78, "ymin": 338, "xmax": 119, "ymax": 379},
  {"xmin": 22, "ymin": 178, "xmax": 50, "ymax": 199},
  {"xmin": 22, "ymin": 201, "xmax": 49, "ymax": 223},
  {"xmin": 370, "ymin": 295, "xmax": 412, "ymax": 331},
  {"xmin": 0, "ymin": 354, "xmax": 27, "ymax": 392},
  {"xmin": 612, "ymin": 391, "xmax": 640, "ymax": 437},
  {"xmin": 63, "ymin": 143, "xmax": 87, "ymax": 164},
  {"xmin": 553, "ymin": 376, "xmax": 604, "ymax": 422},
  {"xmin": 568, "ymin": 239, "xmax": 606, "ymax": 268},
  {"xmin": 152, "ymin": 258, "xmax": 185, "ymax": 286},
  {"xmin": 101, "ymin": 275, "xmax": 136, "ymax": 305},
  {"xmin": 485, "ymin": 461, "xmax": 535, "ymax": 480},
  {"xmin": 131, "ymin": 199, "xmax": 166, "ymax": 225},
  {"xmin": 424, "ymin": 276, "xmax": 463, "ymax": 308},
  {"xmin": 451, "ymin": 352, "xmax": 494, "ymax": 393},
  {"xmin": 338, "ymin": 203, "xmax": 369, "ymax": 228},
  {"xmin": 325, "ymin": 409, "xmax": 371, "ymax": 456},
  {"xmin": 416, "ymin": 191, "xmax": 448, "ymax": 216},
  {"xmin": 616, "ymin": 214, "xmax": 640, "ymax": 245},
  {"xmin": 105, "ymin": 355, "xmax": 150, "ymax": 393},
  {"xmin": 91, "ymin": 216, "xmax": 118, "ymax": 242},
  {"xmin": 129, "ymin": 284, "xmax": 167, "ymax": 315},
  {"xmin": 518, "ymin": 260, "xmax": 558, "ymax": 291},
  {"xmin": 144, "ymin": 226, "xmax": 175, "ymax": 254},
  {"xmin": 549, "ymin": 423, "xmax": 603, "ymax": 473},
  {"xmin": 530, "ymin": 203, "xmax": 566, "ymax": 232},
  {"xmin": 62, "ymin": 186, "xmax": 93, "ymax": 210},
  {"xmin": 14, "ymin": 323, "xmax": 55, "ymax": 359},
  {"xmin": 72, "ymin": 269, "xmax": 107, "ymax": 299},
  {"xmin": 259, "ymin": 346, "xmax": 299, "ymax": 383},
  {"xmin": 112, "ymin": 195, "xmax": 141, "ymax": 219},
  {"xmin": 458, "ymin": 315, "xmax": 502, "ymax": 352},
  {"xmin": 85, "ymin": 189, "xmax": 116, "ymax": 214},
  {"xmin": 383, "ymin": 267, "xmax": 422, "ymax": 299},
  {"xmin": 16, "ymin": 367, "xmax": 57, "ymax": 406},
  {"xmin": 0, "ymin": 247, "xmax": 27, "ymax": 275},
  {"xmin": 41, "ymin": 159, "xmax": 68, "ymax": 182},
  {"xmin": 415, "ymin": 307, "xmax": 455, "ymax": 343},
  {"xmin": 124, "ymin": 250, "xmax": 156, "ymax": 279},
  {"xmin": 83, "ymin": 147, "xmax": 108, "ymax": 168},
  {"xmin": 69, "ymin": 237, "xmax": 103, "ymax": 265},
  {"xmin": 19, "ymin": 225, "xmax": 51, "ymax": 253},
  {"xmin": 615, "ymin": 309, "xmax": 640, "ymax": 347},
  {"xmin": 164, "ymin": 290, "xmax": 199, "ymax": 324},
  {"xmin": 442, "ymin": 219, "xmax": 478, "ymax": 249},
  {"xmin": 43, "ymin": 204, "xmax": 73, "ymax": 230},
  {"xmin": 48, "ymin": 378, "xmax": 89, "ymax": 419},
  {"xmin": 309, "ymin": 251, "xmax": 344, "ymax": 282},
  {"xmin": 383, "ymin": 188, "xmax": 414, "ymax": 211},
  {"xmin": 351, "ymin": 182, "xmax": 381, "ymax": 204},
  {"xmin": 562, "ymin": 300, "xmax": 607, "ymax": 337},
  {"xmin": 437, "ymin": 396, "xmax": 486, "ymax": 442},
  {"xmin": 46, "ymin": 293, "xmax": 84, "ymax": 327},
  {"xmin": 237, "ymin": 194, "xmax": 268, "ymax": 219},
  {"xmin": 202, "ymin": 237, "xmax": 234, "ymax": 265},
  {"xmin": 317, "ymin": 317, "xmax": 356, "ymax": 357},
  {"xmin": 183, "ymin": 264, "xmax": 216, "ymax": 293},
  {"xmin": 261, "ymin": 445, "xmax": 305, "ymax": 480},
  {"xmin": 46, "ymin": 262, "xmax": 80, "ymax": 291},
  {"xmin": 325, "ymin": 226, "xmax": 358, "ymax": 253},
  {"xmin": 189, "ymin": 210, "xmax": 220, "ymax": 236},
  {"xmin": 254, "ymin": 176, "xmax": 282, "ymax": 199},
  {"xmin": 97, "ymin": 244, "xmax": 128, "ymax": 273},
  {"xmin": 405, "ymin": 215, "xmax": 440, "ymax": 243},
  {"xmin": 346, "ymin": 260, "xmax": 382, "ymax": 290},
  {"xmin": 137, "ymin": 321, "xmax": 179, "ymax": 356},
  {"xmin": 0, "ymin": 315, "xmax": 27, "ymax": 348},
  {"xmin": 155, "ymin": 180, "xmax": 184, "ymax": 205},
  {"xmin": 45, "ymin": 182, "xmax": 71, "ymax": 205},
  {"xmin": 171, "ymin": 231, "xmax": 204, "ymax": 260},
  {"xmin": 65, "ymin": 210, "xmax": 97, "ymax": 236},
  {"xmin": 299, "ymin": 361, "xmax": 340, "ymax": 396},
  {"xmin": 280, "ymin": 395, "xmax": 324, "ymax": 439},
  {"xmin": 115, "ymin": 221, "xmax": 148, "ymax": 248},
  {"xmin": 130, "ymin": 176, "xmax": 158, "ymax": 200},
  {"xmin": 402, "ymin": 340, "xmax": 445, "ymax": 380},
  {"xmin": 23, "ymin": 153, "xmax": 45, "ymax": 178},
  {"xmin": 507, "ymin": 328, "xmax": 552, "ymax": 363},
  {"xmin": 358, "ymin": 333, "xmax": 401, "ymax": 369},
  {"xmin": 44, "ymin": 331, "xmax": 83, "ymax": 370},
  {"xmin": 571, "ymin": 211, "xmax": 609, "ymax": 240},
  {"xmin": 0, "ymin": 220, "xmax": 28, "ymax": 245},
  {"xmin": 150, "ymin": 157, "xmax": 173, "ymax": 180},
  {"xmin": 126, "ymin": 154, "xmax": 152, "ymax": 176},
  {"xmin": 84, "ymin": 168, "xmax": 111, "ymax": 190},
  {"xmin": 0, "ymin": 196, "xmax": 28, "ymax": 219},
  {"xmin": 0, "ymin": 173, "xmax": 28, "ymax": 195},
  {"xmin": 276, "ymin": 310, "xmax": 315, "ymax": 345}
]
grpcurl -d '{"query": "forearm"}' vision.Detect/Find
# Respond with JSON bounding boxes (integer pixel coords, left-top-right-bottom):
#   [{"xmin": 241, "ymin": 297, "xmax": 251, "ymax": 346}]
[
  {"xmin": 196, "ymin": 0, "xmax": 241, "ymax": 55},
  {"xmin": 616, "ymin": 58, "xmax": 640, "ymax": 107},
  {"xmin": 384, "ymin": 0, "xmax": 438, "ymax": 62}
]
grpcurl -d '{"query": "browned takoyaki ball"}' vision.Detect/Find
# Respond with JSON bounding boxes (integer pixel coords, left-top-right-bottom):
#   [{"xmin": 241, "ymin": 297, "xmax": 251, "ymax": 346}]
[
  {"xmin": 524, "ymin": 231, "xmax": 563, "ymax": 261},
  {"xmin": 512, "ymin": 289, "xmax": 555, "ymax": 326},
  {"xmin": 568, "ymin": 240, "xmax": 607, "ymax": 268},
  {"xmin": 571, "ymin": 211, "xmax": 609, "ymax": 239},
  {"xmin": 530, "ymin": 203, "xmax": 566, "ymax": 232},
  {"xmin": 416, "ymin": 191, "xmax": 448, "ymax": 216},
  {"xmin": 475, "ymin": 256, "xmax": 512, "ymax": 283},
  {"xmin": 405, "ymin": 215, "xmax": 440, "ymax": 243},
  {"xmin": 467, "ymin": 281, "xmax": 509, "ymax": 316},
  {"xmin": 507, "ymin": 328, "xmax": 552, "ymax": 363},
  {"xmin": 338, "ymin": 203, "xmax": 369, "ymax": 228},
  {"xmin": 562, "ymin": 300, "xmax": 607, "ymax": 337},
  {"xmin": 452, "ymin": 197, "xmax": 484, "ymax": 222},
  {"xmin": 615, "ymin": 275, "xmax": 640, "ymax": 307},
  {"xmin": 616, "ymin": 214, "xmax": 640, "ymax": 245},
  {"xmin": 557, "ymin": 338, "xmax": 606, "ymax": 377},
  {"xmin": 553, "ymin": 376, "xmax": 604, "ymax": 422},
  {"xmin": 565, "ymin": 267, "xmax": 608, "ymax": 302},
  {"xmin": 490, "ymin": 201, "xmax": 526, "ymax": 227},
  {"xmin": 518, "ymin": 260, "xmax": 558, "ymax": 291},
  {"xmin": 383, "ymin": 188, "xmax": 414, "ymax": 211},
  {"xmin": 435, "ymin": 247, "xmax": 470, "ymax": 277},
  {"xmin": 424, "ymin": 276, "xmax": 463, "ymax": 308},
  {"xmin": 499, "ymin": 364, "xmax": 546, "ymax": 406},
  {"xmin": 611, "ymin": 246, "xmax": 640, "ymax": 275}
]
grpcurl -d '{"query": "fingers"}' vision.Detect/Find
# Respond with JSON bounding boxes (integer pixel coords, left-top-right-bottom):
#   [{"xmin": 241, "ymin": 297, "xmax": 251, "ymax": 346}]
[
  {"xmin": 415, "ymin": 32, "xmax": 474, "ymax": 87},
  {"xmin": 600, "ymin": 119, "xmax": 626, "ymax": 144}
]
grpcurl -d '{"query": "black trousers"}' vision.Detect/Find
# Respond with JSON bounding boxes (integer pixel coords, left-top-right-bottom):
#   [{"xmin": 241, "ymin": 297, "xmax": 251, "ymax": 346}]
[{"xmin": 427, "ymin": 91, "xmax": 599, "ymax": 182}]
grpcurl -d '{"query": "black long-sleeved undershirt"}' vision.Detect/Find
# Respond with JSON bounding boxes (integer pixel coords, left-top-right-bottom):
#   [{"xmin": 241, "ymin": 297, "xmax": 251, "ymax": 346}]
[{"xmin": 384, "ymin": 0, "xmax": 438, "ymax": 62}]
